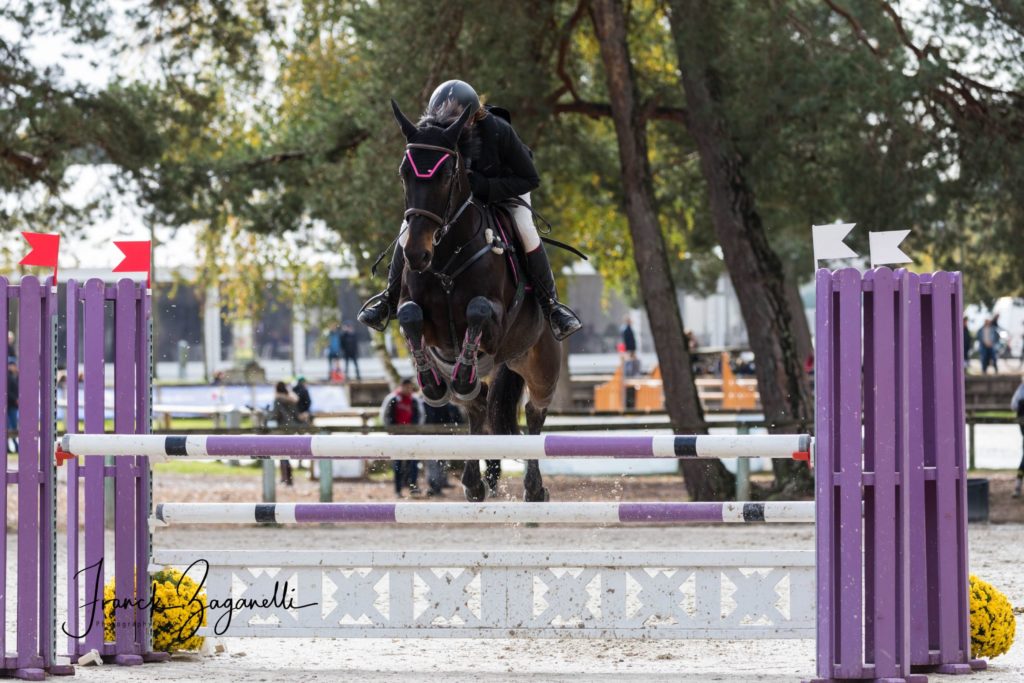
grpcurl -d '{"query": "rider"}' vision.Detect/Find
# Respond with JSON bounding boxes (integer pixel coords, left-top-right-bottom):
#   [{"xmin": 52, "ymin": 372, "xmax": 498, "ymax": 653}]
[{"xmin": 358, "ymin": 80, "xmax": 582, "ymax": 341}]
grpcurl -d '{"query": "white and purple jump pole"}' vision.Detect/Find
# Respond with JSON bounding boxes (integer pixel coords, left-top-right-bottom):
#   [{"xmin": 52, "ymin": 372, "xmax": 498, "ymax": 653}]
[
  {"xmin": 152, "ymin": 501, "xmax": 817, "ymax": 526},
  {"xmin": 58, "ymin": 433, "xmax": 812, "ymax": 464}
]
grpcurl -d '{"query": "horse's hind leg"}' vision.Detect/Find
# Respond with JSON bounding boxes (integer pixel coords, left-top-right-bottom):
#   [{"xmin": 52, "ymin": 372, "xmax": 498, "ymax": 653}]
[
  {"xmin": 513, "ymin": 330, "xmax": 559, "ymax": 503},
  {"xmin": 523, "ymin": 403, "xmax": 549, "ymax": 502},
  {"xmin": 397, "ymin": 301, "xmax": 450, "ymax": 406},
  {"xmin": 460, "ymin": 390, "xmax": 489, "ymax": 502},
  {"xmin": 484, "ymin": 460, "xmax": 501, "ymax": 496},
  {"xmin": 451, "ymin": 296, "xmax": 497, "ymax": 401}
]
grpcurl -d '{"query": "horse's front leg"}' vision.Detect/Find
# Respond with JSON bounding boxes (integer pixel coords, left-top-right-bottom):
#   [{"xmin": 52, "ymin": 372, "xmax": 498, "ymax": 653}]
[
  {"xmin": 451, "ymin": 296, "xmax": 500, "ymax": 401},
  {"xmin": 397, "ymin": 301, "xmax": 450, "ymax": 406}
]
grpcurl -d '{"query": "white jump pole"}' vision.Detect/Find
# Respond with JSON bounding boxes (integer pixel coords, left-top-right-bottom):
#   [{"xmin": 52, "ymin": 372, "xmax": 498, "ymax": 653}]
[
  {"xmin": 59, "ymin": 433, "xmax": 812, "ymax": 464},
  {"xmin": 151, "ymin": 501, "xmax": 817, "ymax": 526}
]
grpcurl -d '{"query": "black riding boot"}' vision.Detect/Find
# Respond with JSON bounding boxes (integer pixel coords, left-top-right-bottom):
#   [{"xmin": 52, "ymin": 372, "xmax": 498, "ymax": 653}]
[
  {"xmin": 358, "ymin": 249, "xmax": 404, "ymax": 332},
  {"xmin": 525, "ymin": 247, "xmax": 582, "ymax": 341}
]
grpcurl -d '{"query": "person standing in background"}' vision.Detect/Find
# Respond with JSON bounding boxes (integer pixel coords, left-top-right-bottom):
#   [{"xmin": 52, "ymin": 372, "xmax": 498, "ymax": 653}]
[
  {"xmin": 620, "ymin": 316, "xmax": 637, "ymax": 355},
  {"xmin": 1012, "ymin": 377, "xmax": 1024, "ymax": 498},
  {"xmin": 978, "ymin": 319, "xmax": 999, "ymax": 374},
  {"xmin": 623, "ymin": 351, "xmax": 642, "ymax": 378},
  {"xmin": 326, "ymin": 323, "xmax": 342, "ymax": 380},
  {"xmin": 422, "ymin": 402, "xmax": 464, "ymax": 495},
  {"xmin": 272, "ymin": 381, "xmax": 301, "ymax": 486},
  {"xmin": 962, "ymin": 316, "xmax": 972, "ymax": 370},
  {"xmin": 340, "ymin": 322, "xmax": 361, "ymax": 382},
  {"xmin": 6, "ymin": 357, "xmax": 18, "ymax": 454},
  {"xmin": 293, "ymin": 376, "xmax": 312, "ymax": 424},
  {"xmin": 381, "ymin": 378, "xmax": 422, "ymax": 497}
]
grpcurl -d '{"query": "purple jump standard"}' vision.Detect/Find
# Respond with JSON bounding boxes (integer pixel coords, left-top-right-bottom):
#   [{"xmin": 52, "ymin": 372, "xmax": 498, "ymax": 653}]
[
  {"xmin": 58, "ymin": 433, "xmax": 813, "ymax": 463},
  {"xmin": 152, "ymin": 501, "xmax": 817, "ymax": 526}
]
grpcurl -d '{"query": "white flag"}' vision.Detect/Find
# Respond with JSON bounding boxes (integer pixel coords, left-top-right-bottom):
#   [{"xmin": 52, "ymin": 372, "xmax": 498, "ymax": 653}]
[
  {"xmin": 812, "ymin": 223, "xmax": 858, "ymax": 262},
  {"xmin": 869, "ymin": 230, "xmax": 912, "ymax": 267}
]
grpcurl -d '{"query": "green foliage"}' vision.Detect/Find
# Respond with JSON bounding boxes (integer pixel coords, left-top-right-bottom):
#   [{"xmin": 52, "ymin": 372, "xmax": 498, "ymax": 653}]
[{"xmin": 3, "ymin": 0, "xmax": 1024, "ymax": 306}]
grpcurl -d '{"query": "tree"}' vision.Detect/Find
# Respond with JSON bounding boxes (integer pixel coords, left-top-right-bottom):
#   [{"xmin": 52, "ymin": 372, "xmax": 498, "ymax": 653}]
[
  {"xmin": 666, "ymin": 0, "xmax": 814, "ymax": 495},
  {"xmin": 589, "ymin": 0, "xmax": 734, "ymax": 501}
]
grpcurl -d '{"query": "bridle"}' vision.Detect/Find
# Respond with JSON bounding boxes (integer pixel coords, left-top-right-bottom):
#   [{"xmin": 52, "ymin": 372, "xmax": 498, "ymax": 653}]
[
  {"xmin": 403, "ymin": 143, "xmax": 475, "ymax": 246},
  {"xmin": 400, "ymin": 139, "xmax": 497, "ymax": 353}
]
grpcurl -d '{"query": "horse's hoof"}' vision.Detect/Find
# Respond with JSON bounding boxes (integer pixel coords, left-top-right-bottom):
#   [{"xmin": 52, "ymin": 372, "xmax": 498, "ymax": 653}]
[
  {"xmin": 419, "ymin": 379, "xmax": 452, "ymax": 407},
  {"xmin": 451, "ymin": 380, "xmax": 481, "ymax": 402},
  {"xmin": 524, "ymin": 487, "xmax": 549, "ymax": 503},
  {"xmin": 464, "ymin": 484, "xmax": 487, "ymax": 502}
]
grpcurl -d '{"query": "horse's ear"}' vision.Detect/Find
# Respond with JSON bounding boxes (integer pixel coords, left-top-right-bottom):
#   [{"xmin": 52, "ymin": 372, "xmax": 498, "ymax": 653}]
[
  {"xmin": 442, "ymin": 104, "xmax": 474, "ymax": 146},
  {"xmin": 391, "ymin": 99, "xmax": 417, "ymax": 140}
]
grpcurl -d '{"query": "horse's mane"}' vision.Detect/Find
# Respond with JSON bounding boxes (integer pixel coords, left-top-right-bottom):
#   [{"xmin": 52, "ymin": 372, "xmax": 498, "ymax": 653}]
[{"xmin": 418, "ymin": 100, "xmax": 482, "ymax": 161}]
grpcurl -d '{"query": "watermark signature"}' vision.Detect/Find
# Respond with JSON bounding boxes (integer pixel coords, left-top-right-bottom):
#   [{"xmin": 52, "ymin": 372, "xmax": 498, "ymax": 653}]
[{"xmin": 63, "ymin": 558, "xmax": 318, "ymax": 641}]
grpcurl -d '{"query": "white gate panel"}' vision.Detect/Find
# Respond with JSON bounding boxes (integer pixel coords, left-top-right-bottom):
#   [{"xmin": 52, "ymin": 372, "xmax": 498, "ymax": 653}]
[{"xmin": 152, "ymin": 550, "xmax": 815, "ymax": 640}]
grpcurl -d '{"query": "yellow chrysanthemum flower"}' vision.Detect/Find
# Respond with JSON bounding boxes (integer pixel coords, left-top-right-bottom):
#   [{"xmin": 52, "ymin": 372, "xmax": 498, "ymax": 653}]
[
  {"xmin": 103, "ymin": 567, "xmax": 207, "ymax": 653},
  {"xmin": 969, "ymin": 575, "xmax": 1016, "ymax": 659}
]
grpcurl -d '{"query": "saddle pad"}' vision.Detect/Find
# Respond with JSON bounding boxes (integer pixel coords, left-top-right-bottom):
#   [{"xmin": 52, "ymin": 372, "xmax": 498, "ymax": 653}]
[{"xmin": 492, "ymin": 206, "xmax": 531, "ymax": 292}]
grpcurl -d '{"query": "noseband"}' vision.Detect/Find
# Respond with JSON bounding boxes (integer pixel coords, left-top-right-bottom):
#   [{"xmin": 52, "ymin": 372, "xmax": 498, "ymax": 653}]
[{"xmin": 404, "ymin": 143, "xmax": 475, "ymax": 246}]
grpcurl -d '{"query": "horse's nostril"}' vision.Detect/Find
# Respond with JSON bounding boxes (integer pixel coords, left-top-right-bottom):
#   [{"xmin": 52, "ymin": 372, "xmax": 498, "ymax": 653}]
[{"xmin": 421, "ymin": 251, "xmax": 432, "ymax": 266}]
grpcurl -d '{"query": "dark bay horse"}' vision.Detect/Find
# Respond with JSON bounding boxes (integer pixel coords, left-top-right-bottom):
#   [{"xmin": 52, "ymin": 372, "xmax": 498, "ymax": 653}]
[{"xmin": 390, "ymin": 98, "xmax": 559, "ymax": 502}]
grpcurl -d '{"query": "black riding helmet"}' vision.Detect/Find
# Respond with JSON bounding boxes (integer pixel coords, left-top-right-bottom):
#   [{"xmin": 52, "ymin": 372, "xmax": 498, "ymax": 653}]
[{"xmin": 428, "ymin": 80, "xmax": 480, "ymax": 115}]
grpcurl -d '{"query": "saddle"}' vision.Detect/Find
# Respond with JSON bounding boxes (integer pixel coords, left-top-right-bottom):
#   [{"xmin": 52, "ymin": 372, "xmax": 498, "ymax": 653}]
[{"xmin": 485, "ymin": 203, "xmax": 531, "ymax": 299}]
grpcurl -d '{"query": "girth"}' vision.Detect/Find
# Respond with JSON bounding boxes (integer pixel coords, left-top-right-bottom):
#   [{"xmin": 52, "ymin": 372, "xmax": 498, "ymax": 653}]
[{"xmin": 424, "ymin": 204, "xmax": 527, "ymax": 353}]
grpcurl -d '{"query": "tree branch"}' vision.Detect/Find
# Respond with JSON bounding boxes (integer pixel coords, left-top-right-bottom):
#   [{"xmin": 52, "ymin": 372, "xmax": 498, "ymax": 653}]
[
  {"xmin": 551, "ymin": 0, "xmax": 591, "ymax": 104},
  {"xmin": 877, "ymin": 0, "xmax": 924, "ymax": 59},
  {"xmin": 555, "ymin": 100, "xmax": 687, "ymax": 123},
  {"xmin": 822, "ymin": 0, "xmax": 881, "ymax": 56},
  {"xmin": 240, "ymin": 129, "xmax": 370, "ymax": 170}
]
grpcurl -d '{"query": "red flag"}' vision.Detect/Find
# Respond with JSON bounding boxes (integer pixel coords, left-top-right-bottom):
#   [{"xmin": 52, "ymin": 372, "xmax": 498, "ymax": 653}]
[
  {"xmin": 19, "ymin": 232, "xmax": 60, "ymax": 284},
  {"xmin": 113, "ymin": 240, "xmax": 152, "ymax": 288}
]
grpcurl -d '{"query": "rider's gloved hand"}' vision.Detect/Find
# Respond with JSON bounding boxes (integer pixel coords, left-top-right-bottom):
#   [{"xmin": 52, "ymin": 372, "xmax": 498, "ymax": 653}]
[{"xmin": 468, "ymin": 171, "xmax": 489, "ymax": 201}]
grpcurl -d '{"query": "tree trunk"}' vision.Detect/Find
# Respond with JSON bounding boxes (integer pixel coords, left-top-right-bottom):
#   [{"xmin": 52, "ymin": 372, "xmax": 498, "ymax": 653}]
[
  {"xmin": 667, "ymin": 0, "xmax": 813, "ymax": 496},
  {"xmin": 590, "ymin": 0, "xmax": 734, "ymax": 501},
  {"xmin": 785, "ymin": 278, "xmax": 814, "ymax": 368},
  {"xmin": 371, "ymin": 330, "xmax": 400, "ymax": 390}
]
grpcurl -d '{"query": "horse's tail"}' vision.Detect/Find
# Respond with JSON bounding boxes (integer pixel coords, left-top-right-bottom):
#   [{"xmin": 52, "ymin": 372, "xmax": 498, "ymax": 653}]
[{"xmin": 486, "ymin": 365, "xmax": 525, "ymax": 436}]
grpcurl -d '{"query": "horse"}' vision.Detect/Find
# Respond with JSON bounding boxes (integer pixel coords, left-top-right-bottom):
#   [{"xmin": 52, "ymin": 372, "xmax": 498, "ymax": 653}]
[{"xmin": 389, "ymin": 98, "xmax": 559, "ymax": 503}]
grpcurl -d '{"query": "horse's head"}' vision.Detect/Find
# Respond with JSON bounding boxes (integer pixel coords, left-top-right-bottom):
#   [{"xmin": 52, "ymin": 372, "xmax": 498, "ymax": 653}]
[{"xmin": 391, "ymin": 98, "xmax": 474, "ymax": 272}]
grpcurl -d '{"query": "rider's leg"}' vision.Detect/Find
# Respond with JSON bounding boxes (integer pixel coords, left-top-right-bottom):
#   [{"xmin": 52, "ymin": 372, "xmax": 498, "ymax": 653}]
[
  {"xmin": 510, "ymin": 194, "xmax": 582, "ymax": 341},
  {"xmin": 357, "ymin": 223, "xmax": 407, "ymax": 331}
]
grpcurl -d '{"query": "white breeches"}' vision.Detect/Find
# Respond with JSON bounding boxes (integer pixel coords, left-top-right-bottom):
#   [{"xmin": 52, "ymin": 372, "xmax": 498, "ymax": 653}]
[
  {"xmin": 509, "ymin": 193, "xmax": 542, "ymax": 251},
  {"xmin": 397, "ymin": 193, "xmax": 541, "ymax": 251}
]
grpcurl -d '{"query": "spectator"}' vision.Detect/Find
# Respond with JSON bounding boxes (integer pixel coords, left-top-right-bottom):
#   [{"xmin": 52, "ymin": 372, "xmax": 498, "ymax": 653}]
[
  {"xmin": 623, "ymin": 351, "xmax": 642, "ymax": 378},
  {"xmin": 272, "ymin": 381, "xmax": 300, "ymax": 486},
  {"xmin": 422, "ymin": 402, "xmax": 464, "ymax": 495},
  {"xmin": 7, "ymin": 331, "xmax": 14, "ymax": 359},
  {"xmin": 381, "ymin": 378, "xmax": 422, "ymax": 497},
  {"xmin": 1013, "ymin": 378, "xmax": 1024, "ymax": 498},
  {"xmin": 977, "ymin": 319, "xmax": 999, "ymax": 374},
  {"xmin": 962, "ymin": 316, "xmax": 972, "ymax": 369},
  {"xmin": 326, "ymin": 323, "xmax": 342, "ymax": 380},
  {"xmin": 620, "ymin": 316, "xmax": 637, "ymax": 354},
  {"xmin": 1015, "ymin": 323, "xmax": 1024, "ymax": 370},
  {"xmin": 7, "ymin": 357, "xmax": 17, "ymax": 454},
  {"xmin": 340, "ymin": 322, "xmax": 361, "ymax": 382},
  {"xmin": 685, "ymin": 330, "xmax": 699, "ymax": 370},
  {"xmin": 293, "ymin": 376, "xmax": 312, "ymax": 424}
]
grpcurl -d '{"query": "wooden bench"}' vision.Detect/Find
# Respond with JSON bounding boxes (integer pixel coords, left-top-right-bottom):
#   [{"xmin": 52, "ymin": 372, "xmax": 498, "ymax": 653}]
[{"xmin": 592, "ymin": 355, "xmax": 760, "ymax": 412}]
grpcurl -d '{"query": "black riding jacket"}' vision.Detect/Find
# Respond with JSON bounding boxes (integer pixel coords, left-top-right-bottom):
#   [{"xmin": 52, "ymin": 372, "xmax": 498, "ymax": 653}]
[{"xmin": 468, "ymin": 107, "xmax": 539, "ymax": 204}]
